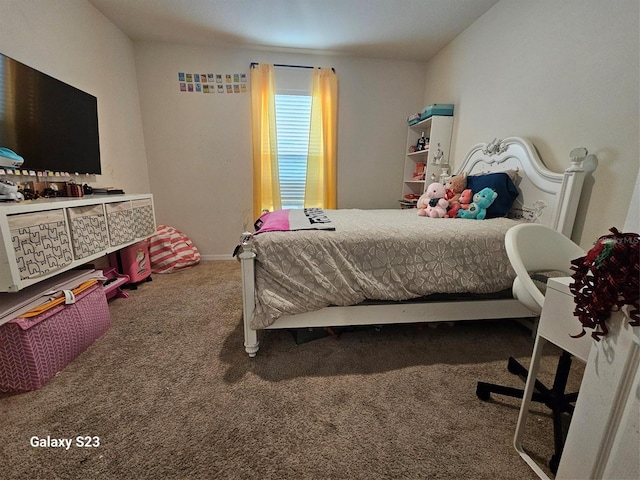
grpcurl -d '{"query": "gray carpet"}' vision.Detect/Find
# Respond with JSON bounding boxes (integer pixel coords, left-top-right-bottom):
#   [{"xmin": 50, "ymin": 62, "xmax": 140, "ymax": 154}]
[{"xmin": 0, "ymin": 261, "xmax": 584, "ymax": 479}]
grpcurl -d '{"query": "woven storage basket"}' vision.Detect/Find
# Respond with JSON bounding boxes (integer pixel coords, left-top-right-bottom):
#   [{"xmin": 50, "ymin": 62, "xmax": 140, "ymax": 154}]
[{"xmin": 0, "ymin": 284, "xmax": 110, "ymax": 392}]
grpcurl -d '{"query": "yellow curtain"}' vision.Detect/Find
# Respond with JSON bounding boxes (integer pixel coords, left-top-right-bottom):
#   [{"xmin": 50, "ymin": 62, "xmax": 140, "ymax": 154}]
[
  {"xmin": 250, "ymin": 64, "xmax": 281, "ymax": 219},
  {"xmin": 305, "ymin": 67, "xmax": 338, "ymax": 209}
]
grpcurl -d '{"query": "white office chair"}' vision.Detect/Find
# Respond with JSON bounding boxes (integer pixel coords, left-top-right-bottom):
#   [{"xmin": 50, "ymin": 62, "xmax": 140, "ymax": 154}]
[
  {"xmin": 476, "ymin": 223, "xmax": 586, "ymax": 474},
  {"xmin": 505, "ymin": 223, "xmax": 585, "ymax": 314}
]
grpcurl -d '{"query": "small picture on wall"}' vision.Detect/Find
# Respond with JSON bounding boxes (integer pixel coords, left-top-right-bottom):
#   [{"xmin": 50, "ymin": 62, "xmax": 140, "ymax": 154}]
[
  {"xmin": 186, "ymin": 73, "xmax": 193, "ymax": 82},
  {"xmin": 208, "ymin": 73, "xmax": 215, "ymax": 82},
  {"xmin": 216, "ymin": 74, "xmax": 222, "ymax": 83},
  {"xmin": 225, "ymin": 74, "xmax": 232, "ymax": 83},
  {"xmin": 179, "ymin": 83, "xmax": 186, "ymax": 92},
  {"xmin": 241, "ymin": 73, "xmax": 247, "ymax": 82},
  {"xmin": 217, "ymin": 84, "xmax": 224, "ymax": 93},
  {"xmin": 178, "ymin": 72, "xmax": 185, "ymax": 81}
]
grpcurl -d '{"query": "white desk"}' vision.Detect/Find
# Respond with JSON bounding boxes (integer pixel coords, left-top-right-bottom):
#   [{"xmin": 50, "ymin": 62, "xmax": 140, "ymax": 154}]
[
  {"xmin": 556, "ymin": 306, "xmax": 639, "ymax": 479},
  {"xmin": 515, "ymin": 277, "xmax": 640, "ymax": 479},
  {"xmin": 513, "ymin": 277, "xmax": 592, "ymax": 479}
]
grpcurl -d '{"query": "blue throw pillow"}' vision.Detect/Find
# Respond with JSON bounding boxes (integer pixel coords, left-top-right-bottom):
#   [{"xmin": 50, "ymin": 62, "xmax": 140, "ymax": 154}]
[{"xmin": 466, "ymin": 172, "xmax": 519, "ymax": 218}]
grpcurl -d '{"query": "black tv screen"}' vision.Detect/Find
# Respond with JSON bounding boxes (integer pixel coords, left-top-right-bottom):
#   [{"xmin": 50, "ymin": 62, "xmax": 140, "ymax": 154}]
[{"xmin": 0, "ymin": 52, "xmax": 101, "ymax": 174}]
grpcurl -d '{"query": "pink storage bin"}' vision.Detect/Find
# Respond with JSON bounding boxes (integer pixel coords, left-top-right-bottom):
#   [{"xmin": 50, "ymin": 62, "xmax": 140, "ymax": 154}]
[
  {"xmin": 0, "ymin": 284, "xmax": 110, "ymax": 392},
  {"xmin": 109, "ymin": 241, "xmax": 152, "ymax": 286}
]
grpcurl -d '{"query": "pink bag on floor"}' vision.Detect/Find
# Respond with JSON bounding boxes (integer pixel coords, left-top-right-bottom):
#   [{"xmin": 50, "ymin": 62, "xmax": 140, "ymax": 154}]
[{"xmin": 147, "ymin": 225, "xmax": 200, "ymax": 273}]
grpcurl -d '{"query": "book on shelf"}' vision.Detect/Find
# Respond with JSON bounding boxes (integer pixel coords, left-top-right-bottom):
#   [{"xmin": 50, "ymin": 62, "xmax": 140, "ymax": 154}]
[{"xmin": 92, "ymin": 187, "xmax": 125, "ymax": 195}]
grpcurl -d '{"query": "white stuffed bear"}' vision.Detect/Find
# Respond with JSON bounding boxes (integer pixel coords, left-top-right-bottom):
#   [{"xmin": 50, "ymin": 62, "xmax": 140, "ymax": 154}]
[
  {"xmin": 0, "ymin": 179, "xmax": 24, "ymax": 201},
  {"xmin": 417, "ymin": 182, "xmax": 449, "ymax": 218}
]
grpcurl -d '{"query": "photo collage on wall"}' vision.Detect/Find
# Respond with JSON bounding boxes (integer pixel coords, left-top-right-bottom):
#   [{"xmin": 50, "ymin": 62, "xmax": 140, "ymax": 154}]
[{"xmin": 178, "ymin": 72, "xmax": 247, "ymax": 94}]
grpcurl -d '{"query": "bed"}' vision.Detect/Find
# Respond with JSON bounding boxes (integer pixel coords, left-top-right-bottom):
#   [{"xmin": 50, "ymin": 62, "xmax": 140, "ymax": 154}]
[{"xmin": 236, "ymin": 137, "xmax": 596, "ymax": 357}]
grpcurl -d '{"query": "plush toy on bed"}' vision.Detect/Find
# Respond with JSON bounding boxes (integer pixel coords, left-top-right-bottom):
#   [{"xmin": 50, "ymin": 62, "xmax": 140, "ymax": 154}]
[
  {"xmin": 458, "ymin": 189, "xmax": 473, "ymax": 209},
  {"xmin": 417, "ymin": 182, "xmax": 449, "ymax": 218},
  {"xmin": 446, "ymin": 200, "xmax": 461, "ymax": 218},
  {"xmin": 443, "ymin": 174, "xmax": 467, "ymax": 218},
  {"xmin": 446, "ymin": 188, "xmax": 472, "ymax": 218},
  {"xmin": 457, "ymin": 187, "xmax": 498, "ymax": 220},
  {"xmin": 444, "ymin": 173, "xmax": 467, "ymax": 203}
]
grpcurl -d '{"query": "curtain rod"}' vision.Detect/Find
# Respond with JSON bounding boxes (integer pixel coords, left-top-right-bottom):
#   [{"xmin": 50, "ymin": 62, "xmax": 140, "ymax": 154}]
[{"xmin": 250, "ymin": 62, "xmax": 335, "ymax": 73}]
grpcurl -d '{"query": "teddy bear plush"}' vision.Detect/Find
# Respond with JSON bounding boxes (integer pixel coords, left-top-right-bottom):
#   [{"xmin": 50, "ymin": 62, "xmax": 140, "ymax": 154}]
[
  {"xmin": 446, "ymin": 188, "xmax": 472, "ymax": 217},
  {"xmin": 458, "ymin": 189, "xmax": 473, "ymax": 209},
  {"xmin": 446, "ymin": 200, "xmax": 460, "ymax": 218},
  {"xmin": 444, "ymin": 173, "xmax": 467, "ymax": 204},
  {"xmin": 417, "ymin": 182, "xmax": 449, "ymax": 218},
  {"xmin": 457, "ymin": 187, "xmax": 498, "ymax": 220}
]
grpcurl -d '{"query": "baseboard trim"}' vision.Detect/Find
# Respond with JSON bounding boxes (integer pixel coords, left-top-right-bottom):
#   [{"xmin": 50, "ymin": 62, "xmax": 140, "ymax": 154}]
[{"xmin": 200, "ymin": 255, "xmax": 235, "ymax": 261}]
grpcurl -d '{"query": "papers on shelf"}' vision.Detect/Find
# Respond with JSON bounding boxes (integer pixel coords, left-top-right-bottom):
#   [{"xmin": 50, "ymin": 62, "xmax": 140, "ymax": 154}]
[{"xmin": 0, "ymin": 269, "xmax": 106, "ymax": 326}]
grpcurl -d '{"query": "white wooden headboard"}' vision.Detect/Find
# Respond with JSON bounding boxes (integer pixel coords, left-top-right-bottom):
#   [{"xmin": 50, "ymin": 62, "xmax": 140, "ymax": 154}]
[{"xmin": 454, "ymin": 137, "xmax": 597, "ymax": 237}]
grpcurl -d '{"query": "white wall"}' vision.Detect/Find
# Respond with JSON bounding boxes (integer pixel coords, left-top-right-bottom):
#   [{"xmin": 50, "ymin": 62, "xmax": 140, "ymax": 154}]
[
  {"xmin": 5, "ymin": 0, "xmax": 631, "ymax": 257},
  {"xmin": 624, "ymin": 170, "xmax": 639, "ymax": 233},
  {"xmin": 133, "ymin": 42, "xmax": 426, "ymax": 258},
  {"xmin": 0, "ymin": 0, "xmax": 150, "ymax": 195},
  {"xmin": 422, "ymin": 0, "xmax": 639, "ymax": 247}
]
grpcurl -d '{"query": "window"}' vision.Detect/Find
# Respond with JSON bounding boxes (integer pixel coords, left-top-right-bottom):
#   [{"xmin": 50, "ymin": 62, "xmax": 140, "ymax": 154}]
[
  {"xmin": 274, "ymin": 93, "xmax": 311, "ymax": 209},
  {"xmin": 251, "ymin": 64, "xmax": 337, "ymax": 218}
]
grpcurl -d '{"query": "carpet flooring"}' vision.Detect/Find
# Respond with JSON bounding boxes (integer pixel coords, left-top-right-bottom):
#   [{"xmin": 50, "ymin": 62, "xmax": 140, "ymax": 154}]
[{"xmin": 0, "ymin": 261, "xmax": 584, "ymax": 479}]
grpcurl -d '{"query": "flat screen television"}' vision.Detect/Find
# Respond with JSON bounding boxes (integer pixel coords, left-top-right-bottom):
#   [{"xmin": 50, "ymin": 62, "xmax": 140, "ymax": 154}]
[{"xmin": 0, "ymin": 52, "xmax": 101, "ymax": 174}]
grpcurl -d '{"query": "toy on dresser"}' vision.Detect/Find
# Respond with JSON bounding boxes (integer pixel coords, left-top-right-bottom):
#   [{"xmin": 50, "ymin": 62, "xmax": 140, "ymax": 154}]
[
  {"xmin": 417, "ymin": 182, "xmax": 449, "ymax": 218},
  {"xmin": 0, "ymin": 179, "xmax": 24, "ymax": 202}
]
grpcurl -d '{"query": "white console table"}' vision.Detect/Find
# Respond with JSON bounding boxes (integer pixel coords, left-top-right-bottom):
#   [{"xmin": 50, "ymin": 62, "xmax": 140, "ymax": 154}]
[{"xmin": 0, "ymin": 194, "xmax": 155, "ymax": 292}]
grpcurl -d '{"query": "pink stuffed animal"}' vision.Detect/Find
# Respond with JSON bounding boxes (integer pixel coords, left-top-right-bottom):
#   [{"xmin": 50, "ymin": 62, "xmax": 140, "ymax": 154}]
[
  {"xmin": 417, "ymin": 182, "xmax": 449, "ymax": 218},
  {"xmin": 446, "ymin": 188, "xmax": 473, "ymax": 218},
  {"xmin": 458, "ymin": 189, "xmax": 473, "ymax": 210}
]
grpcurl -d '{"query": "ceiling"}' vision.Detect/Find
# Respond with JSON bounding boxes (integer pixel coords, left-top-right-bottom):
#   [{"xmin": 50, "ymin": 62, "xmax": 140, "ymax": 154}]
[{"xmin": 88, "ymin": 0, "xmax": 499, "ymax": 62}]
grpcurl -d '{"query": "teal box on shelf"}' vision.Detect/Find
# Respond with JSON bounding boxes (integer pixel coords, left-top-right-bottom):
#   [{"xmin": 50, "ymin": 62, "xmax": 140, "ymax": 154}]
[{"xmin": 420, "ymin": 104, "xmax": 454, "ymax": 120}]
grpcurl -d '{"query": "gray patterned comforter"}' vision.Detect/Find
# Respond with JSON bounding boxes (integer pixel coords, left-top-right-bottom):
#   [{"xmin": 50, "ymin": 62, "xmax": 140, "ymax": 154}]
[{"xmin": 251, "ymin": 209, "xmax": 521, "ymax": 328}]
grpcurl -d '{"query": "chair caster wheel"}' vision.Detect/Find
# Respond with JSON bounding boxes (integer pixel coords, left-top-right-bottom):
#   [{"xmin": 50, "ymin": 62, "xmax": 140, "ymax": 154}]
[{"xmin": 476, "ymin": 383, "xmax": 491, "ymax": 401}]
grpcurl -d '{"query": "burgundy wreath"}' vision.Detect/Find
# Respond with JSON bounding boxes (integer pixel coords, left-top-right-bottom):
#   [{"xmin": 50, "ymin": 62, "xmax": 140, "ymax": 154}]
[{"xmin": 570, "ymin": 227, "xmax": 639, "ymax": 340}]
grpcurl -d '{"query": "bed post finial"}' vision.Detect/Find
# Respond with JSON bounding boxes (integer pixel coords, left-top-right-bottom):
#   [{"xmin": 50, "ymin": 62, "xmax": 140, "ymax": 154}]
[
  {"xmin": 568, "ymin": 147, "xmax": 587, "ymax": 172},
  {"xmin": 568, "ymin": 147, "xmax": 598, "ymax": 174}
]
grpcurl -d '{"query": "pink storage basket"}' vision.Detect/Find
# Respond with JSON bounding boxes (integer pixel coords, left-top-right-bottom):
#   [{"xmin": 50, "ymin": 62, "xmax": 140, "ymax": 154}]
[{"xmin": 0, "ymin": 285, "xmax": 110, "ymax": 392}]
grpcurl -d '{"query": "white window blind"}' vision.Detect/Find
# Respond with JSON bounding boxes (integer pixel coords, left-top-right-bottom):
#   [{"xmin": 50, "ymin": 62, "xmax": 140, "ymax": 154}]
[{"xmin": 275, "ymin": 93, "xmax": 311, "ymax": 209}]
